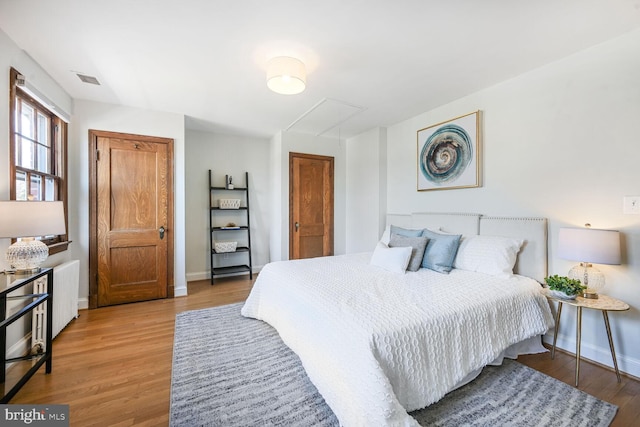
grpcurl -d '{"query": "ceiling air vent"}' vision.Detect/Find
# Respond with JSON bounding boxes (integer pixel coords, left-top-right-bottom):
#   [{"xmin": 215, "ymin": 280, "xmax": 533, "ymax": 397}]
[{"xmin": 76, "ymin": 73, "xmax": 100, "ymax": 85}]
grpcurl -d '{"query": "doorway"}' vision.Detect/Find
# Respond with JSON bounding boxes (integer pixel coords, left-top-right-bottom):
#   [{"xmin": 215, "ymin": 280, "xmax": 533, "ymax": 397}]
[
  {"xmin": 289, "ymin": 152, "xmax": 334, "ymax": 259},
  {"xmin": 88, "ymin": 130, "xmax": 174, "ymax": 308}
]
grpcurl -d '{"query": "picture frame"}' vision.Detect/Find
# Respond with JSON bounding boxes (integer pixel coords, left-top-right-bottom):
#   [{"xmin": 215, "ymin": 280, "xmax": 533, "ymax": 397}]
[{"xmin": 417, "ymin": 111, "xmax": 481, "ymax": 191}]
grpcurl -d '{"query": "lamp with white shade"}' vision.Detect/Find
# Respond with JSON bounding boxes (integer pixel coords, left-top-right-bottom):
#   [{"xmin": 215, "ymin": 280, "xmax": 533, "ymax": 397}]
[
  {"xmin": 557, "ymin": 224, "xmax": 621, "ymax": 299},
  {"xmin": 0, "ymin": 201, "xmax": 66, "ymax": 273},
  {"xmin": 266, "ymin": 56, "xmax": 306, "ymax": 95}
]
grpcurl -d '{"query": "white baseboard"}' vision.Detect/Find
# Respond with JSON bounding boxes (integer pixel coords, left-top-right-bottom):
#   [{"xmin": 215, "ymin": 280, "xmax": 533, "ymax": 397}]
[
  {"xmin": 186, "ymin": 271, "xmax": 208, "ymax": 282},
  {"xmin": 8, "ymin": 333, "xmax": 31, "ymax": 358},
  {"xmin": 7, "ymin": 333, "xmax": 32, "ymax": 370},
  {"xmin": 543, "ymin": 332, "xmax": 640, "ymax": 379},
  {"xmin": 186, "ymin": 266, "xmax": 263, "ymax": 283},
  {"xmin": 174, "ymin": 285, "xmax": 188, "ymax": 297}
]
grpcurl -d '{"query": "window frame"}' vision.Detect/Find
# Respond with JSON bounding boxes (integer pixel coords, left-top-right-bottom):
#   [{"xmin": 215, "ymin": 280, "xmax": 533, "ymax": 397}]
[{"xmin": 9, "ymin": 67, "xmax": 69, "ymax": 254}]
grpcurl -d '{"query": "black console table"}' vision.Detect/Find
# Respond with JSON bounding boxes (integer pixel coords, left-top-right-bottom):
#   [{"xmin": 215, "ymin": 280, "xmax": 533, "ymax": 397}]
[{"xmin": 0, "ymin": 268, "xmax": 53, "ymax": 403}]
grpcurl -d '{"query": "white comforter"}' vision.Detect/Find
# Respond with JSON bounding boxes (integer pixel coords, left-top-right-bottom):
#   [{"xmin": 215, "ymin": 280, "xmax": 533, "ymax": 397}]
[{"xmin": 241, "ymin": 253, "xmax": 554, "ymax": 427}]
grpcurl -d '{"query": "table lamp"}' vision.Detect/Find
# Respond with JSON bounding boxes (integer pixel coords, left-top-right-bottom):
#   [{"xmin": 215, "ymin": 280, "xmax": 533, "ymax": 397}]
[
  {"xmin": 0, "ymin": 201, "xmax": 66, "ymax": 273},
  {"xmin": 557, "ymin": 224, "xmax": 621, "ymax": 299}
]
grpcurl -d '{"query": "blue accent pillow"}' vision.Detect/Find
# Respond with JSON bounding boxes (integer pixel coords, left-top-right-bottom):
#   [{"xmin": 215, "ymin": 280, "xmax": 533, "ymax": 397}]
[
  {"xmin": 389, "ymin": 234, "xmax": 430, "ymax": 272},
  {"xmin": 420, "ymin": 229, "xmax": 462, "ymax": 273},
  {"xmin": 390, "ymin": 225, "xmax": 423, "ymax": 238}
]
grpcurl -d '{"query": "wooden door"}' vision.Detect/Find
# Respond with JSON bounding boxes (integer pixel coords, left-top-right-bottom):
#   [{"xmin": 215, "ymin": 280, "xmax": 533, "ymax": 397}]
[
  {"xmin": 289, "ymin": 152, "xmax": 334, "ymax": 259},
  {"xmin": 89, "ymin": 130, "xmax": 174, "ymax": 308}
]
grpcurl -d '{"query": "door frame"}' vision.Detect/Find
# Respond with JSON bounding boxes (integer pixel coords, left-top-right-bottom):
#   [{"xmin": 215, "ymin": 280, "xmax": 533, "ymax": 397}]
[
  {"xmin": 289, "ymin": 152, "xmax": 334, "ymax": 259},
  {"xmin": 88, "ymin": 129, "xmax": 175, "ymax": 309}
]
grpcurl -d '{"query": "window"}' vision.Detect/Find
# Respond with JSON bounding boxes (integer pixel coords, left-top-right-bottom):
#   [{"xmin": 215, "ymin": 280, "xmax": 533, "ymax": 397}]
[{"xmin": 9, "ymin": 68, "xmax": 69, "ymax": 253}]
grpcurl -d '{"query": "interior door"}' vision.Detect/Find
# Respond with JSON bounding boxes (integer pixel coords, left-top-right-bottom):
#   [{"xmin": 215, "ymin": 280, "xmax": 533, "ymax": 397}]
[
  {"xmin": 289, "ymin": 152, "xmax": 334, "ymax": 259},
  {"xmin": 89, "ymin": 130, "xmax": 174, "ymax": 308}
]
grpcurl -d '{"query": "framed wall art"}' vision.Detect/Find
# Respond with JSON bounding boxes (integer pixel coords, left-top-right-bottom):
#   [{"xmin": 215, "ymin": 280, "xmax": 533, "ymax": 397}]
[{"xmin": 417, "ymin": 111, "xmax": 481, "ymax": 191}]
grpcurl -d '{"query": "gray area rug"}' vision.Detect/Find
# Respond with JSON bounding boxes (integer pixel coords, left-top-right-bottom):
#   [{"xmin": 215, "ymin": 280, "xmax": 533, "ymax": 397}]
[{"xmin": 170, "ymin": 303, "xmax": 617, "ymax": 427}]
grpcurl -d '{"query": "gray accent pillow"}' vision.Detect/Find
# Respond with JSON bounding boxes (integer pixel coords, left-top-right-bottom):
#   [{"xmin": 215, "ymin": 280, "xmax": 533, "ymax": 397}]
[
  {"xmin": 420, "ymin": 229, "xmax": 462, "ymax": 273},
  {"xmin": 390, "ymin": 225, "xmax": 423, "ymax": 238},
  {"xmin": 389, "ymin": 234, "xmax": 430, "ymax": 272}
]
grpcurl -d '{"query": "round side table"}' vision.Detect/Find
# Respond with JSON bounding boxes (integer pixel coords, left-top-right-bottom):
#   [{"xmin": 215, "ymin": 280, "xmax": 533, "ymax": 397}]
[{"xmin": 543, "ymin": 290, "xmax": 629, "ymax": 386}]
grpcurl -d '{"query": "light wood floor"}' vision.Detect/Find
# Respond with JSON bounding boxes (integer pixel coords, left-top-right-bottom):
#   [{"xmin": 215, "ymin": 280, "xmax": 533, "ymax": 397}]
[{"xmin": 10, "ymin": 276, "xmax": 640, "ymax": 426}]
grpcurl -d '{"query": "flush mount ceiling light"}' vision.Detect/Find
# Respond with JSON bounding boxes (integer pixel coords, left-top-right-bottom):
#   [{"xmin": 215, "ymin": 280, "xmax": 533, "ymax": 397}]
[{"xmin": 266, "ymin": 56, "xmax": 306, "ymax": 95}]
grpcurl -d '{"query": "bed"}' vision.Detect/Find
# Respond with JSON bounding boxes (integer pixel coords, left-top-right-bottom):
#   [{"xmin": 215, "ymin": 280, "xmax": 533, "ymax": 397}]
[{"xmin": 241, "ymin": 213, "xmax": 555, "ymax": 426}]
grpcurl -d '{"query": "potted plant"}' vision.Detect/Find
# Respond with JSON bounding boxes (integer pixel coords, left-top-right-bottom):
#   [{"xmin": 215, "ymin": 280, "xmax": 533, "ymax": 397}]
[{"xmin": 544, "ymin": 275, "xmax": 586, "ymax": 299}]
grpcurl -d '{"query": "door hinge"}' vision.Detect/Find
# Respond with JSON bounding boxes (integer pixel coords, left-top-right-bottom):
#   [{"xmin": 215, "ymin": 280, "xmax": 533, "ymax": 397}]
[{"xmin": 96, "ymin": 150, "xmax": 100, "ymax": 161}]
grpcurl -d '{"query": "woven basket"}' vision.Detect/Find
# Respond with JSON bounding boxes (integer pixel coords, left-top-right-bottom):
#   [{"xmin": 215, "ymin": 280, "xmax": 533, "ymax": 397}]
[
  {"xmin": 214, "ymin": 241, "xmax": 238, "ymax": 253},
  {"xmin": 218, "ymin": 199, "xmax": 241, "ymax": 209}
]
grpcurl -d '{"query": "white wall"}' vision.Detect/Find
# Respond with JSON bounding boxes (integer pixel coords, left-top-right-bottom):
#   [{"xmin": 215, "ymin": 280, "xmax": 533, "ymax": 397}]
[
  {"xmin": 71, "ymin": 100, "xmax": 187, "ymax": 301},
  {"xmin": 348, "ymin": 28, "xmax": 640, "ymax": 377},
  {"xmin": 0, "ymin": 28, "xmax": 73, "ymax": 270},
  {"xmin": 271, "ymin": 131, "xmax": 347, "ymax": 261},
  {"xmin": 0, "ymin": 28, "xmax": 74, "ymax": 357},
  {"xmin": 1, "ymin": 29, "xmax": 189, "ymax": 302},
  {"xmin": 269, "ymin": 131, "xmax": 283, "ymax": 261},
  {"xmin": 345, "ymin": 127, "xmax": 387, "ymax": 253},
  {"xmin": 185, "ymin": 130, "xmax": 270, "ymax": 280}
]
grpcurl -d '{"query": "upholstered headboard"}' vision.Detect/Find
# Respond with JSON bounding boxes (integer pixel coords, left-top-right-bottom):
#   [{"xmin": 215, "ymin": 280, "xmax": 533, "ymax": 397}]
[{"xmin": 386, "ymin": 212, "xmax": 548, "ymax": 282}]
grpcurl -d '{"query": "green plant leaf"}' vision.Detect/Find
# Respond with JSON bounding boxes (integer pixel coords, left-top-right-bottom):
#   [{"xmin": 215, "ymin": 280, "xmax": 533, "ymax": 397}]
[{"xmin": 544, "ymin": 274, "xmax": 586, "ymax": 295}]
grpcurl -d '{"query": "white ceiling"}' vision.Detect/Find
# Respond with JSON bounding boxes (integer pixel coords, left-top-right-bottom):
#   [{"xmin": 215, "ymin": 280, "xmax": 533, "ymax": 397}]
[{"xmin": 1, "ymin": 0, "xmax": 639, "ymax": 139}]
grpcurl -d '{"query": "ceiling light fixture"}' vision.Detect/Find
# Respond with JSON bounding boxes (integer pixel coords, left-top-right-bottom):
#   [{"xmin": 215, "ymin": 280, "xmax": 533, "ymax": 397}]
[{"xmin": 266, "ymin": 56, "xmax": 306, "ymax": 95}]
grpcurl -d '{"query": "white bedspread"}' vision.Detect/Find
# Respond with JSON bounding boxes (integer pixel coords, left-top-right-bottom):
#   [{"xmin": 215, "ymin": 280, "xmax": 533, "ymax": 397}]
[{"xmin": 241, "ymin": 253, "xmax": 555, "ymax": 427}]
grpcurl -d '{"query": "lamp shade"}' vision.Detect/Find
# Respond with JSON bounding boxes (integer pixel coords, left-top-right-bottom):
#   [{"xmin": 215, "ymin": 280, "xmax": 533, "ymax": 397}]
[
  {"xmin": 266, "ymin": 56, "xmax": 306, "ymax": 95},
  {"xmin": 557, "ymin": 227, "xmax": 621, "ymax": 265},
  {"xmin": 0, "ymin": 201, "xmax": 66, "ymax": 238}
]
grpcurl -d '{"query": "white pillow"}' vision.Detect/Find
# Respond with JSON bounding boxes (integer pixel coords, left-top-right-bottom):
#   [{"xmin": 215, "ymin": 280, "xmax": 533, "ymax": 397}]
[
  {"xmin": 380, "ymin": 225, "xmax": 391, "ymax": 245},
  {"xmin": 453, "ymin": 235, "xmax": 524, "ymax": 277},
  {"xmin": 370, "ymin": 242, "xmax": 412, "ymax": 273}
]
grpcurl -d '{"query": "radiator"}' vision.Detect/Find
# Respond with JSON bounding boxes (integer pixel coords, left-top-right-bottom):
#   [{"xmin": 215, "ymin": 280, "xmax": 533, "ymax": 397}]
[{"xmin": 31, "ymin": 260, "xmax": 80, "ymax": 352}]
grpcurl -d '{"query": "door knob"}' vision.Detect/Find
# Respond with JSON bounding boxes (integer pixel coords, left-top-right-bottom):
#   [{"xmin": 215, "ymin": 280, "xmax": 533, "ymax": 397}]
[
  {"xmin": 159, "ymin": 226, "xmax": 166, "ymax": 239},
  {"xmin": 295, "ymin": 222, "xmax": 299, "ymax": 232}
]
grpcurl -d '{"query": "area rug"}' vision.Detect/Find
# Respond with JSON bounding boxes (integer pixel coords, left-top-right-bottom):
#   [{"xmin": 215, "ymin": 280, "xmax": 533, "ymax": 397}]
[{"xmin": 170, "ymin": 303, "xmax": 617, "ymax": 427}]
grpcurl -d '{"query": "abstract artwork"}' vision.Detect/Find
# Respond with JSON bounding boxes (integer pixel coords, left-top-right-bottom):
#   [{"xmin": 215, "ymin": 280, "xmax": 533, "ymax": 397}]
[{"xmin": 417, "ymin": 111, "xmax": 481, "ymax": 191}]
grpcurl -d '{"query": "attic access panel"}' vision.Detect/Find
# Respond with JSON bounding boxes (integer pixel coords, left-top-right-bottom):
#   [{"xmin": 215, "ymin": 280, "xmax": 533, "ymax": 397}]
[{"xmin": 286, "ymin": 98, "xmax": 365, "ymax": 137}]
